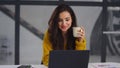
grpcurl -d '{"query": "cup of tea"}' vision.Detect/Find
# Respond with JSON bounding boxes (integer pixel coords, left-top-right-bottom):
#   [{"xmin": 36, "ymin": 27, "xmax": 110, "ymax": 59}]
[{"xmin": 73, "ymin": 27, "xmax": 82, "ymax": 37}]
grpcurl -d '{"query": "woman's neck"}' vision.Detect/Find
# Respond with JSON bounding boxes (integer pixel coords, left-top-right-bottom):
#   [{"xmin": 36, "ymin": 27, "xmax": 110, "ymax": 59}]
[
  {"xmin": 62, "ymin": 32, "xmax": 67, "ymax": 45},
  {"xmin": 62, "ymin": 31, "xmax": 67, "ymax": 38}
]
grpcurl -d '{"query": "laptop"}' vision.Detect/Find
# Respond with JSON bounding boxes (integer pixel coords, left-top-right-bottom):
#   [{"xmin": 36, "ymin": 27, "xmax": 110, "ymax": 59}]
[{"xmin": 48, "ymin": 50, "xmax": 90, "ymax": 68}]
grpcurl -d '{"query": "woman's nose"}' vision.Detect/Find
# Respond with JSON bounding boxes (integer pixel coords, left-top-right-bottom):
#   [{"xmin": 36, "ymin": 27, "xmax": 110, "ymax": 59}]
[{"xmin": 62, "ymin": 20, "xmax": 66, "ymax": 25}]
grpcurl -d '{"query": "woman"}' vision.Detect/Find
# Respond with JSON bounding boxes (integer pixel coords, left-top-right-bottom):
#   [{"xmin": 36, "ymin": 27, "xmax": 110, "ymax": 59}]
[{"xmin": 42, "ymin": 4, "xmax": 86, "ymax": 66}]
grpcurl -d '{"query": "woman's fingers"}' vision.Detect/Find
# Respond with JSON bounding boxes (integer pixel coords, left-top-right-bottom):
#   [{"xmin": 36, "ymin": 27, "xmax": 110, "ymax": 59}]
[{"xmin": 77, "ymin": 26, "xmax": 85, "ymax": 41}]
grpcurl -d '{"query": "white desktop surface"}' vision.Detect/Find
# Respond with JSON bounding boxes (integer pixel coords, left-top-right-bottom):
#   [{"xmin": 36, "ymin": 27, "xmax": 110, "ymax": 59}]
[
  {"xmin": 0, "ymin": 65, "xmax": 47, "ymax": 68},
  {"xmin": 0, "ymin": 62, "xmax": 120, "ymax": 68},
  {"xmin": 88, "ymin": 62, "xmax": 120, "ymax": 68}
]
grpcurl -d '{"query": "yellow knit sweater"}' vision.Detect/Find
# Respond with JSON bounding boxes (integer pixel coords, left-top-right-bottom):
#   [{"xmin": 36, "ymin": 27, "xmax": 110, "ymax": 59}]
[{"xmin": 41, "ymin": 30, "xmax": 86, "ymax": 66}]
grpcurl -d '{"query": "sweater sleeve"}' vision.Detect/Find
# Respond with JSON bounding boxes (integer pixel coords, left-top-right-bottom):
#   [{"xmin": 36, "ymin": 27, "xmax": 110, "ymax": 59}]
[
  {"xmin": 75, "ymin": 38, "xmax": 86, "ymax": 50},
  {"xmin": 42, "ymin": 30, "xmax": 52, "ymax": 66}
]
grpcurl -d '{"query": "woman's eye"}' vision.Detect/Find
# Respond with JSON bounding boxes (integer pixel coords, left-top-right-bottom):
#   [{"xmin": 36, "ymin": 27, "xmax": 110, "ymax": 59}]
[{"xmin": 66, "ymin": 19, "xmax": 69, "ymax": 21}]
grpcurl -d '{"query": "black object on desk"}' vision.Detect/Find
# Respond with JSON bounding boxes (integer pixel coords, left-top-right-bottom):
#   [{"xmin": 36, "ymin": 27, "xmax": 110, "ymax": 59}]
[
  {"xmin": 48, "ymin": 50, "xmax": 90, "ymax": 68},
  {"xmin": 17, "ymin": 65, "xmax": 33, "ymax": 68}
]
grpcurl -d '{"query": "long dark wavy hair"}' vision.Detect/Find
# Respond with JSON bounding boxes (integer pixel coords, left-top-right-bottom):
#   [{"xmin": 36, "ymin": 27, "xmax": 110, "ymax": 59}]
[{"xmin": 48, "ymin": 4, "xmax": 77, "ymax": 50}]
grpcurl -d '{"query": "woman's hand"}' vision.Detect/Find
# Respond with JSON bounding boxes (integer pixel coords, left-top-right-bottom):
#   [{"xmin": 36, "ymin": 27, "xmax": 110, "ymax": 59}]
[{"xmin": 77, "ymin": 26, "xmax": 85, "ymax": 42}]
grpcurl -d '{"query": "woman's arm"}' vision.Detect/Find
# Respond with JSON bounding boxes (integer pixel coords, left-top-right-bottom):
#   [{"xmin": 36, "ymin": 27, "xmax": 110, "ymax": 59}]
[
  {"xmin": 75, "ymin": 38, "xmax": 86, "ymax": 50},
  {"xmin": 42, "ymin": 31, "xmax": 52, "ymax": 66}
]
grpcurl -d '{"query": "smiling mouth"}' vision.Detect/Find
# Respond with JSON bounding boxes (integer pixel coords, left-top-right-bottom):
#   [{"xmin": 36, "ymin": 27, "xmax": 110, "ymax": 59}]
[{"xmin": 61, "ymin": 26, "xmax": 67, "ymax": 29}]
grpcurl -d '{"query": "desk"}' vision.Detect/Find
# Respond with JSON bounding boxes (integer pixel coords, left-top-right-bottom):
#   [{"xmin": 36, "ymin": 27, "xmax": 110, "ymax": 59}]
[
  {"xmin": 0, "ymin": 62, "xmax": 120, "ymax": 68},
  {"xmin": 0, "ymin": 65, "xmax": 47, "ymax": 68},
  {"xmin": 89, "ymin": 62, "xmax": 120, "ymax": 68}
]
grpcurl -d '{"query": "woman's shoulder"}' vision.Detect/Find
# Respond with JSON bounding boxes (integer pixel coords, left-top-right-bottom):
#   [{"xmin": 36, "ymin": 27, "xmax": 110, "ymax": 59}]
[
  {"xmin": 44, "ymin": 29, "xmax": 49, "ymax": 38},
  {"xmin": 44, "ymin": 29, "xmax": 48, "ymax": 34}
]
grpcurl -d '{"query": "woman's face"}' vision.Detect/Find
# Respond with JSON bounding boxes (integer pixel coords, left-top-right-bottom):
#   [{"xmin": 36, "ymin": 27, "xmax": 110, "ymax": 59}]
[{"xmin": 58, "ymin": 11, "xmax": 72, "ymax": 33}]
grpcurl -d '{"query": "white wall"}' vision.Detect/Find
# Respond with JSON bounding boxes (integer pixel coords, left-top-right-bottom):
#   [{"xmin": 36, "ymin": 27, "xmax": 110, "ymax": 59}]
[
  {"xmin": 0, "ymin": 11, "xmax": 15, "ymax": 64},
  {"xmin": 20, "ymin": 25, "xmax": 43, "ymax": 64}
]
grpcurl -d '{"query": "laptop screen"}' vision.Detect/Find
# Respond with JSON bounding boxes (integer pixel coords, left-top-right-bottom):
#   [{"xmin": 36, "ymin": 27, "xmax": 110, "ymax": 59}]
[{"xmin": 48, "ymin": 50, "xmax": 90, "ymax": 68}]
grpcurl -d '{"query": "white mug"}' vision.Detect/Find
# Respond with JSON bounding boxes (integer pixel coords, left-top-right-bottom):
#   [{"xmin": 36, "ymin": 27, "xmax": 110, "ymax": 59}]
[{"xmin": 73, "ymin": 27, "xmax": 82, "ymax": 37}]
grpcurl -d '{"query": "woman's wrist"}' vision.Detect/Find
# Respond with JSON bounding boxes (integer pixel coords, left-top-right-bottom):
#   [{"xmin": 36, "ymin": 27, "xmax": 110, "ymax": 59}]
[{"xmin": 77, "ymin": 37, "xmax": 85, "ymax": 42}]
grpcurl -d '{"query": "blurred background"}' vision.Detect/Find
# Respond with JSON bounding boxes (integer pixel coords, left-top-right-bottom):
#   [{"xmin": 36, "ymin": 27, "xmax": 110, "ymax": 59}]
[{"xmin": 0, "ymin": 0, "xmax": 120, "ymax": 65}]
